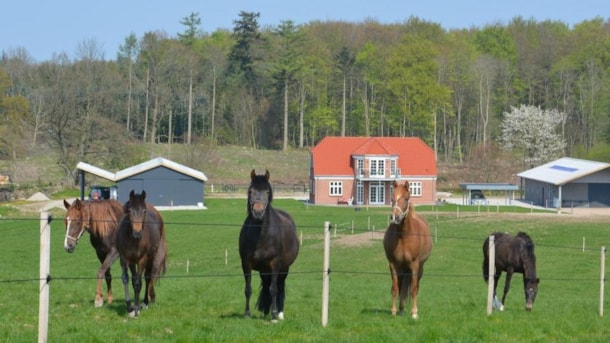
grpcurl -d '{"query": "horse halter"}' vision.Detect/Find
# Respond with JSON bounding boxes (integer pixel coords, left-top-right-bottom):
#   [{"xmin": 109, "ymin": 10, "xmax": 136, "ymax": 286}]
[
  {"xmin": 64, "ymin": 214, "xmax": 88, "ymax": 247},
  {"xmin": 391, "ymin": 199, "xmax": 410, "ymax": 224}
]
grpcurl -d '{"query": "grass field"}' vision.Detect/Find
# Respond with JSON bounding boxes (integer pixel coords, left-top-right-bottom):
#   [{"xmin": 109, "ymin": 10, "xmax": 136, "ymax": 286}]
[{"xmin": 1, "ymin": 199, "xmax": 610, "ymax": 342}]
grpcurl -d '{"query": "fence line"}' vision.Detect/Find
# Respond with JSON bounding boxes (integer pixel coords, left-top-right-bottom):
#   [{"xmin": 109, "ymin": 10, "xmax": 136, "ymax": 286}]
[{"xmin": 3, "ymin": 211, "xmax": 603, "ymax": 338}]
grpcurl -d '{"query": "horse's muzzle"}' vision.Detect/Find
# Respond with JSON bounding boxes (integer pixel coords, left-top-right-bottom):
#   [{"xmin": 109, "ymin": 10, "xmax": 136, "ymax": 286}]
[
  {"xmin": 64, "ymin": 244, "xmax": 76, "ymax": 253},
  {"xmin": 250, "ymin": 202, "xmax": 266, "ymax": 220}
]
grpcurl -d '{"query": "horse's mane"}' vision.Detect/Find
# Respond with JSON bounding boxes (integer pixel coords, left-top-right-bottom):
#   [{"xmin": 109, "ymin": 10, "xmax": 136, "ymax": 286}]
[
  {"xmin": 516, "ymin": 231, "xmax": 536, "ymax": 263},
  {"xmin": 87, "ymin": 200, "xmax": 123, "ymax": 237}
]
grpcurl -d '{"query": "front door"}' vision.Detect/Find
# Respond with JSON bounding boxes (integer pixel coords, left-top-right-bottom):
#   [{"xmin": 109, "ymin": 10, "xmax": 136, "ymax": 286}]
[{"xmin": 369, "ymin": 181, "xmax": 385, "ymax": 205}]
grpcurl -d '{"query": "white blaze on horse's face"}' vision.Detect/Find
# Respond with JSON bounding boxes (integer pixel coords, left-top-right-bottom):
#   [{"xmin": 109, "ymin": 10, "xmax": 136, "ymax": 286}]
[
  {"xmin": 63, "ymin": 214, "xmax": 86, "ymax": 253},
  {"xmin": 525, "ymin": 278, "xmax": 540, "ymax": 311},
  {"xmin": 391, "ymin": 185, "xmax": 411, "ymax": 224}
]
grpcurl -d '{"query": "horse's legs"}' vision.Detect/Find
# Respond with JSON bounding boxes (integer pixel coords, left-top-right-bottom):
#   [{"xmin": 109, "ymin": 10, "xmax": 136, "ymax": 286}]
[
  {"xmin": 120, "ymin": 259, "xmax": 133, "ymax": 315},
  {"xmin": 96, "ymin": 249, "xmax": 119, "ymax": 307},
  {"xmin": 502, "ymin": 269, "xmax": 514, "ymax": 306},
  {"xmin": 143, "ymin": 266, "xmax": 154, "ymax": 307},
  {"xmin": 276, "ymin": 272, "xmax": 288, "ymax": 320},
  {"xmin": 493, "ymin": 271, "xmax": 504, "ymax": 310},
  {"xmin": 269, "ymin": 271, "xmax": 280, "ymax": 322},
  {"xmin": 242, "ymin": 266, "xmax": 253, "ymax": 318},
  {"xmin": 409, "ymin": 263, "xmax": 422, "ymax": 320},
  {"xmin": 131, "ymin": 264, "xmax": 142, "ymax": 317},
  {"xmin": 388, "ymin": 263, "xmax": 400, "ymax": 316}
]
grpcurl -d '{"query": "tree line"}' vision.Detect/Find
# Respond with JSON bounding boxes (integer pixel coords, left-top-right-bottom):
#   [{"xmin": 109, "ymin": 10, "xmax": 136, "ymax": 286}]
[{"xmin": 1, "ymin": 11, "xmax": 610, "ymax": 181}]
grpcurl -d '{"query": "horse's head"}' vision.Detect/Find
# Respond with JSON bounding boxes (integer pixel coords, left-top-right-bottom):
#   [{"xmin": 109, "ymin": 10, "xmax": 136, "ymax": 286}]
[
  {"xmin": 63, "ymin": 199, "xmax": 89, "ymax": 253},
  {"xmin": 248, "ymin": 169, "xmax": 273, "ymax": 220},
  {"xmin": 524, "ymin": 277, "xmax": 540, "ymax": 311},
  {"xmin": 125, "ymin": 190, "xmax": 148, "ymax": 239},
  {"xmin": 390, "ymin": 180, "xmax": 411, "ymax": 224}
]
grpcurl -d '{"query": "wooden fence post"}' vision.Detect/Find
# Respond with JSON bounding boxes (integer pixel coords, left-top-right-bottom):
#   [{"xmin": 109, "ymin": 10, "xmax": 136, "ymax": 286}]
[
  {"xmin": 322, "ymin": 221, "xmax": 331, "ymax": 327},
  {"xmin": 39, "ymin": 211, "xmax": 51, "ymax": 343},
  {"xmin": 486, "ymin": 235, "xmax": 495, "ymax": 316},
  {"xmin": 600, "ymin": 246, "xmax": 606, "ymax": 317}
]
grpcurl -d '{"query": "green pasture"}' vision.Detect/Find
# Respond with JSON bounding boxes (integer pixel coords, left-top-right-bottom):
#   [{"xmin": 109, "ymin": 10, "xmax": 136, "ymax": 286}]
[{"xmin": 1, "ymin": 199, "xmax": 610, "ymax": 342}]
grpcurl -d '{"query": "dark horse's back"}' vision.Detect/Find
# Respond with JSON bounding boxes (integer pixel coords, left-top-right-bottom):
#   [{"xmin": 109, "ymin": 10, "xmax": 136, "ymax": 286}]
[{"xmin": 482, "ymin": 231, "xmax": 533, "ymax": 278}]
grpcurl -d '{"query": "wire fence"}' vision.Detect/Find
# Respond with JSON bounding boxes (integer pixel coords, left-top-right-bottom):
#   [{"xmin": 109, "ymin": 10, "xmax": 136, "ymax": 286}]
[{"xmin": 0, "ymin": 213, "xmax": 607, "ymax": 285}]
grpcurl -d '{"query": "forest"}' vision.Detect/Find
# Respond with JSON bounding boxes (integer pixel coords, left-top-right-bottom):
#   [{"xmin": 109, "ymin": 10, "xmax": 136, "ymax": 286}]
[{"xmin": 1, "ymin": 11, "xmax": 610, "ymax": 185}]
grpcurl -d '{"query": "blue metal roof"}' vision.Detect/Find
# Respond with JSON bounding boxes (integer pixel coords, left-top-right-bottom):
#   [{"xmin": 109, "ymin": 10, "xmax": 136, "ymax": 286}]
[{"xmin": 517, "ymin": 157, "xmax": 610, "ymax": 186}]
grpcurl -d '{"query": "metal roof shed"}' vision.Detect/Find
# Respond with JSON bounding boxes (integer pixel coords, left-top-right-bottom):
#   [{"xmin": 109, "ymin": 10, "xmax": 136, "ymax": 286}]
[
  {"xmin": 517, "ymin": 157, "xmax": 610, "ymax": 209},
  {"xmin": 76, "ymin": 158, "xmax": 208, "ymax": 207},
  {"xmin": 459, "ymin": 183, "xmax": 519, "ymax": 205}
]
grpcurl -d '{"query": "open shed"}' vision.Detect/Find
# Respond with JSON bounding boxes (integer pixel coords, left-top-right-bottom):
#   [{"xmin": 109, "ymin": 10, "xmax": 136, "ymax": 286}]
[{"xmin": 459, "ymin": 183, "xmax": 519, "ymax": 205}]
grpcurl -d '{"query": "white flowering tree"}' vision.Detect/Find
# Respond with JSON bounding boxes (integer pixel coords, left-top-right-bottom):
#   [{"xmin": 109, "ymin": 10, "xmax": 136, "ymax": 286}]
[{"xmin": 500, "ymin": 105, "xmax": 567, "ymax": 167}]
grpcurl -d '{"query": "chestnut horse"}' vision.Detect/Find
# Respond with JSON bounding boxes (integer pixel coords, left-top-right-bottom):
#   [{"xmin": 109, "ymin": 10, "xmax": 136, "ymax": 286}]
[
  {"xmin": 63, "ymin": 198, "xmax": 124, "ymax": 307},
  {"xmin": 383, "ymin": 180, "xmax": 433, "ymax": 319},
  {"xmin": 116, "ymin": 190, "xmax": 167, "ymax": 317},
  {"xmin": 239, "ymin": 170, "xmax": 299, "ymax": 322},
  {"xmin": 483, "ymin": 231, "xmax": 540, "ymax": 311}
]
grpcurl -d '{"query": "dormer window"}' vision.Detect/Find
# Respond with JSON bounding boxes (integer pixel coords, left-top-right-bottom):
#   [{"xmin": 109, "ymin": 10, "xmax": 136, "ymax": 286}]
[{"xmin": 370, "ymin": 158, "xmax": 385, "ymax": 177}]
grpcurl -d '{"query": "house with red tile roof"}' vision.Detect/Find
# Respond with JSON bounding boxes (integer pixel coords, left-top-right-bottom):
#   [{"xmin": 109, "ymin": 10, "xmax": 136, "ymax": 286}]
[{"xmin": 309, "ymin": 136, "xmax": 437, "ymax": 206}]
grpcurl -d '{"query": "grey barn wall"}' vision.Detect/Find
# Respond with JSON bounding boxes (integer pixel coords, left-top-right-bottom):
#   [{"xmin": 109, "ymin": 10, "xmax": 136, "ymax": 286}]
[{"xmin": 117, "ymin": 166, "xmax": 204, "ymax": 206}]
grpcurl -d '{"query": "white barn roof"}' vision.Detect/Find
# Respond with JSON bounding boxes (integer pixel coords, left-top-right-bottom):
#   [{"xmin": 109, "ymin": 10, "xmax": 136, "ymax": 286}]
[
  {"xmin": 115, "ymin": 157, "xmax": 208, "ymax": 182},
  {"xmin": 517, "ymin": 157, "xmax": 610, "ymax": 186},
  {"xmin": 77, "ymin": 158, "xmax": 208, "ymax": 182}
]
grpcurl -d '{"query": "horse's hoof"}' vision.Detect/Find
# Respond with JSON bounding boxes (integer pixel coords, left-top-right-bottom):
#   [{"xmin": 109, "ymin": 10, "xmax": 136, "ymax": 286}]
[
  {"xmin": 411, "ymin": 313, "xmax": 419, "ymax": 320},
  {"xmin": 278, "ymin": 312, "xmax": 284, "ymax": 320},
  {"xmin": 127, "ymin": 311, "xmax": 138, "ymax": 318},
  {"xmin": 94, "ymin": 300, "xmax": 103, "ymax": 308}
]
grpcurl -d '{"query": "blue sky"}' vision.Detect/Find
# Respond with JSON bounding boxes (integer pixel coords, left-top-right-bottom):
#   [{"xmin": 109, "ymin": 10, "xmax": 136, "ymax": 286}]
[{"xmin": 2, "ymin": 0, "xmax": 608, "ymax": 62}]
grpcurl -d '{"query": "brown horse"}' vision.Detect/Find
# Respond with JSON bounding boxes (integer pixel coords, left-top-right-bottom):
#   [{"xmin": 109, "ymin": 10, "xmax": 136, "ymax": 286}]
[
  {"xmin": 116, "ymin": 190, "xmax": 167, "ymax": 317},
  {"xmin": 483, "ymin": 231, "xmax": 540, "ymax": 311},
  {"xmin": 63, "ymin": 198, "xmax": 124, "ymax": 307},
  {"xmin": 383, "ymin": 180, "xmax": 433, "ymax": 319},
  {"xmin": 239, "ymin": 170, "xmax": 299, "ymax": 322}
]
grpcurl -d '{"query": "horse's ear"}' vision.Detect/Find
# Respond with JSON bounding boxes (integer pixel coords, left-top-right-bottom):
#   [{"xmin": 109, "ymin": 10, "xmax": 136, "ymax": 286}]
[
  {"xmin": 250, "ymin": 169, "xmax": 257, "ymax": 180},
  {"xmin": 129, "ymin": 190, "xmax": 135, "ymax": 201},
  {"xmin": 63, "ymin": 199, "xmax": 70, "ymax": 209},
  {"xmin": 265, "ymin": 170, "xmax": 270, "ymax": 180},
  {"xmin": 141, "ymin": 190, "xmax": 146, "ymax": 200},
  {"xmin": 74, "ymin": 199, "xmax": 82, "ymax": 210},
  {"xmin": 393, "ymin": 180, "xmax": 398, "ymax": 188}
]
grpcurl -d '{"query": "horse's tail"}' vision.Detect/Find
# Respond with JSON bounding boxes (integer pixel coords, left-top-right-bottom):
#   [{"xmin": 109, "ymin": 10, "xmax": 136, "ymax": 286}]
[
  {"xmin": 482, "ymin": 237, "xmax": 490, "ymax": 282},
  {"xmin": 256, "ymin": 283, "xmax": 272, "ymax": 315},
  {"xmin": 400, "ymin": 272, "xmax": 412, "ymax": 302},
  {"xmin": 152, "ymin": 238, "xmax": 168, "ymax": 284}
]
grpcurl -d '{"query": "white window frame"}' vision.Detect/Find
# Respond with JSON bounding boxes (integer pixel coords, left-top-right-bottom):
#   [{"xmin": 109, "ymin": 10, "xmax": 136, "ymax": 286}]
[
  {"xmin": 329, "ymin": 181, "xmax": 343, "ymax": 196},
  {"xmin": 409, "ymin": 181, "xmax": 422, "ymax": 197},
  {"xmin": 369, "ymin": 158, "xmax": 385, "ymax": 177}
]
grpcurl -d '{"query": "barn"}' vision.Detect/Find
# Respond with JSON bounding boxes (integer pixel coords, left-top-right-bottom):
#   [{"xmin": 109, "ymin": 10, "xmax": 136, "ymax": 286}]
[
  {"xmin": 518, "ymin": 157, "xmax": 610, "ymax": 209},
  {"xmin": 76, "ymin": 157, "xmax": 208, "ymax": 207}
]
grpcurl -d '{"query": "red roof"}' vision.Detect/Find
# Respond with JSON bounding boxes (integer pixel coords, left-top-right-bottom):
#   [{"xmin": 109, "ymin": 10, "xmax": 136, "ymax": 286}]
[{"xmin": 310, "ymin": 136, "xmax": 437, "ymax": 177}]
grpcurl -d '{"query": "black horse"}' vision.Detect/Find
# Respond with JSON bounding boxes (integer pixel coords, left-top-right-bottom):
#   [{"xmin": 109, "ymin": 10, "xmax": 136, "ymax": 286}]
[
  {"xmin": 482, "ymin": 231, "xmax": 540, "ymax": 311},
  {"xmin": 239, "ymin": 169, "xmax": 299, "ymax": 322}
]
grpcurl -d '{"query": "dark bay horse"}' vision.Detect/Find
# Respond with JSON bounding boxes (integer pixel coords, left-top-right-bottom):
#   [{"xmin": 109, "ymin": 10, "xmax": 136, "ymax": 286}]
[
  {"xmin": 482, "ymin": 231, "xmax": 540, "ymax": 311},
  {"xmin": 63, "ymin": 198, "xmax": 124, "ymax": 307},
  {"xmin": 383, "ymin": 180, "xmax": 433, "ymax": 319},
  {"xmin": 239, "ymin": 169, "xmax": 299, "ymax": 322},
  {"xmin": 116, "ymin": 190, "xmax": 167, "ymax": 317}
]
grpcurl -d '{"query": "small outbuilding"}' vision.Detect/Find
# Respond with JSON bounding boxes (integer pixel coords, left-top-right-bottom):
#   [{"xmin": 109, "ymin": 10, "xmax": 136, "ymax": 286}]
[
  {"xmin": 518, "ymin": 157, "xmax": 610, "ymax": 208},
  {"xmin": 76, "ymin": 157, "xmax": 208, "ymax": 207},
  {"xmin": 459, "ymin": 183, "xmax": 519, "ymax": 205}
]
